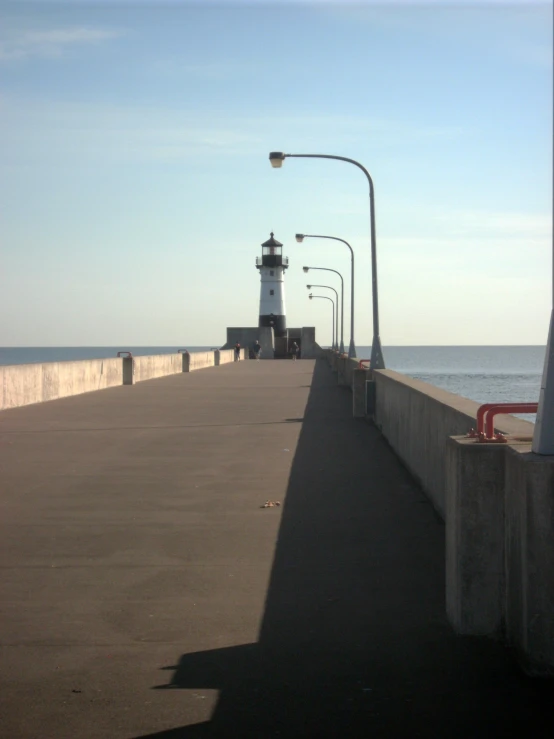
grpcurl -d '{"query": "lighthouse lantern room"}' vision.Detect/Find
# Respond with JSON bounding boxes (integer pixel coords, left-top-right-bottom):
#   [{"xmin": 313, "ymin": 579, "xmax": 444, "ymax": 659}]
[{"xmin": 256, "ymin": 232, "xmax": 288, "ymax": 338}]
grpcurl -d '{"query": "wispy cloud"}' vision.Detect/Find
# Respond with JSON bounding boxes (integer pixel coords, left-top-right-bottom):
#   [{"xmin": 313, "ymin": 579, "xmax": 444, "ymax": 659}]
[{"xmin": 0, "ymin": 27, "xmax": 122, "ymax": 61}]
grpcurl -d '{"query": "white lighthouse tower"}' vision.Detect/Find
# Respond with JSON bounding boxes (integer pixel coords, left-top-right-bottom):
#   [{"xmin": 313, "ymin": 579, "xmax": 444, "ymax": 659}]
[{"xmin": 256, "ymin": 233, "xmax": 288, "ymax": 337}]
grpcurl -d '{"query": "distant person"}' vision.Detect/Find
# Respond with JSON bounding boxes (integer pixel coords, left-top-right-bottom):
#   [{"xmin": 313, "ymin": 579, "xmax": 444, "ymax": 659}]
[
  {"xmin": 291, "ymin": 341, "xmax": 299, "ymax": 361},
  {"xmin": 235, "ymin": 342, "xmax": 241, "ymax": 360},
  {"xmin": 253, "ymin": 340, "xmax": 262, "ymax": 361}
]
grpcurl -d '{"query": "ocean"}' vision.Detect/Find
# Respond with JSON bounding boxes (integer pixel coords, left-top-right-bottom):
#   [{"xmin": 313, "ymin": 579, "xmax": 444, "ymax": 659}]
[{"xmin": 0, "ymin": 345, "xmax": 545, "ymax": 422}]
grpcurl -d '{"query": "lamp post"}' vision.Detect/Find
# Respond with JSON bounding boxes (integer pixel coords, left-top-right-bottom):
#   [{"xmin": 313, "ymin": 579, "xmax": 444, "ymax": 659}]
[
  {"xmin": 270, "ymin": 151, "xmax": 384, "ymax": 369},
  {"xmin": 309, "ymin": 293, "xmax": 335, "ymax": 350},
  {"xmin": 306, "ymin": 284, "xmax": 339, "ymax": 351},
  {"xmin": 297, "ymin": 233, "xmax": 356, "ymax": 358},
  {"xmin": 303, "ymin": 265, "xmax": 344, "ymax": 354}
]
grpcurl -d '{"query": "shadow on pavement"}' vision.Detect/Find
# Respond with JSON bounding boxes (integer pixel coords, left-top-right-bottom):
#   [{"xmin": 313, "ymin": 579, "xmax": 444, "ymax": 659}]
[{"xmin": 135, "ymin": 360, "xmax": 554, "ymax": 738}]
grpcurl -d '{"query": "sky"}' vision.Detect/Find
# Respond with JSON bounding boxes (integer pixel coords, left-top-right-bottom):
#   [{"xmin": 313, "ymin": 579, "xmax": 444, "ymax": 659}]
[{"xmin": 0, "ymin": 0, "xmax": 552, "ymax": 347}]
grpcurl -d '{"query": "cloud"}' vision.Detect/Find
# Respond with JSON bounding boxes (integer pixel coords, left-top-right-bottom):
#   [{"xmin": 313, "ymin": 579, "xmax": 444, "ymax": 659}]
[{"xmin": 0, "ymin": 27, "xmax": 122, "ymax": 61}]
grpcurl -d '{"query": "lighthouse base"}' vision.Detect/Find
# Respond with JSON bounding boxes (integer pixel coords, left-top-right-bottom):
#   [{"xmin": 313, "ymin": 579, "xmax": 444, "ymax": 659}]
[
  {"xmin": 259, "ymin": 314, "xmax": 286, "ymax": 338},
  {"xmin": 222, "ymin": 326, "xmax": 325, "ymax": 360}
]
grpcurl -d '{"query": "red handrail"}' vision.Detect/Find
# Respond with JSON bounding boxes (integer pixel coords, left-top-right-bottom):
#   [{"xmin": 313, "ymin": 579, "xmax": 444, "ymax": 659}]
[
  {"xmin": 484, "ymin": 403, "xmax": 538, "ymax": 438},
  {"xmin": 476, "ymin": 403, "xmax": 499, "ymax": 435},
  {"xmin": 358, "ymin": 359, "xmax": 370, "ymax": 369}
]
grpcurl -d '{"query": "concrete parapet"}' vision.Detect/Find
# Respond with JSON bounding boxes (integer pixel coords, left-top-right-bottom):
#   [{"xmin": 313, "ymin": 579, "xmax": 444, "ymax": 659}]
[
  {"xmin": 1, "ymin": 363, "xmax": 42, "ymax": 409},
  {"xmin": 445, "ymin": 437, "xmax": 507, "ymax": 635},
  {"xmin": 373, "ymin": 370, "xmax": 534, "ymax": 518},
  {"xmin": 352, "ymin": 369, "xmax": 369, "ymax": 418},
  {"xmin": 505, "ymin": 446, "xmax": 554, "ymax": 675},
  {"xmin": 218, "ymin": 349, "xmax": 235, "ymax": 365},
  {"xmin": 1, "ymin": 348, "xmax": 235, "ymax": 410},
  {"xmin": 133, "ymin": 353, "xmax": 183, "ymax": 383},
  {"xmin": 1, "ymin": 358, "xmax": 123, "ymax": 408},
  {"xmin": 338, "ymin": 356, "xmax": 358, "ymax": 387},
  {"xmin": 187, "ymin": 351, "xmax": 216, "ymax": 372}
]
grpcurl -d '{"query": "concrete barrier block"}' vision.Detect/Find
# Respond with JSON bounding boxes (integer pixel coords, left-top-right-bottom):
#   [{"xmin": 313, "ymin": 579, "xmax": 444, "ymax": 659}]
[
  {"xmin": 214, "ymin": 350, "xmax": 221, "ymax": 366},
  {"xmin": 352, "ymin": 369, "xmax": 369, "ymax": 417},
  {"xmin": 505, "ymin": 446, "xmax": 554, "ymax": 675},
  {"xmin": 445, "ymin": 437, "xmax": 507, "ymax": 635},
  {"xmin": 122, "ymin": 357, "xmax": 135, "ymax": 385},
  {"xmin": 181, "ymin": 352, "xmax": 190, "ymax": 372}
]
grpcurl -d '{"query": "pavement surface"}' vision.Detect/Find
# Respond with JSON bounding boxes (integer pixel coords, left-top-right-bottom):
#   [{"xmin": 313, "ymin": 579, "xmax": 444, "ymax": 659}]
[{"xmin": 0, "ymin": 358, "xmax": 553, "ymax": 739}]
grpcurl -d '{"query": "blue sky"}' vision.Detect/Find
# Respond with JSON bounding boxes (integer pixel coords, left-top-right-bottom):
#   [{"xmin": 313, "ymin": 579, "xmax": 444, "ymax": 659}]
[{"xmin": 1, "ymin": 0, "xmax": 552, "ymax": 347}]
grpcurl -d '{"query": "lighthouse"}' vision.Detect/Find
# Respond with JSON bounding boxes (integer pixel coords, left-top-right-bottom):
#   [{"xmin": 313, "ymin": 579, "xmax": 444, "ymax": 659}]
[{"xmin": 256, "ymin": 232, "xmax": 288, "ymax": 338}]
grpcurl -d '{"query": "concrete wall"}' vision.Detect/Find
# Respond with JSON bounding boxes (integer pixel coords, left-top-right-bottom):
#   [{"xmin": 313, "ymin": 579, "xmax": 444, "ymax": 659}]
[
  {"xmin": 444, "ymin": 436, "xmax": 554, "ymax": 674},
  {"xmin": 223, "ymin": 327, "xmax": 275, "ymax": 359},
  {"xmin": 505, "ymin": 446, "xmax": 554, "ymax": 674},
  {"xmin": 1, "ymin": 358, "xmax": 123, "ymax": 410},
  {"xmin": 132, "ymin": 353, "xmax": 183, "ymax": 383},
  {"xmin": 0, "ymin": 348, "xmax": 241, "ymax": 411},
  {"xmin": 300, "ymin": 327, "xmax": 317, "ymax": 358},
  {"xmin": 187, "ymin": 351, "xmax": 216, "ymax": 372},
  {"xmin": 322, "ymin": 352, "xmax": 552, "ymax": 673},
  {"xmin": 217, "ymin": 349, "xmax": 235, "ymax": 365},
  {"xmin": 373, "ymin": 369, "xmax": 534, "ymax": 518}
]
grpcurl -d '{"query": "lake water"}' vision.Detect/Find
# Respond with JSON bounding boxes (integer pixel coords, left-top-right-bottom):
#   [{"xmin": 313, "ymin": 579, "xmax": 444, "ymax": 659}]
[{"xmin": 0, "ymin": 345, "xmax": 545, "ymax": 422}]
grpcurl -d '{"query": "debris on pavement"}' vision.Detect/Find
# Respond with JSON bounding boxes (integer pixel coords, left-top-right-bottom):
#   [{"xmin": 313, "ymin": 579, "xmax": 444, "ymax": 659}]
[{"xmin": 261, "ymin": 500, "xmax": 281, "ymax": 508}]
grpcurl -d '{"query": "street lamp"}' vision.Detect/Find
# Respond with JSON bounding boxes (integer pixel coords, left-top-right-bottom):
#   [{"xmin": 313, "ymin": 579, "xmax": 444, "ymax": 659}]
[
  {"xmin": 306, "ymin": 284, "xmax": 339, "ymax": 351},
  {"xmin": 297, "ymin": 233, "xmax": 356, "ymax": 358},
  {"xmin": 303, "ymin": 265, "xmax": 344, "ymax": 354},
  {"xmin": 270, "ymin": 151, "xmax": 385, "ymax": 369},
  {"xmin": 309, "ymin": 293, "xmax": 335, "ymax": 350}
]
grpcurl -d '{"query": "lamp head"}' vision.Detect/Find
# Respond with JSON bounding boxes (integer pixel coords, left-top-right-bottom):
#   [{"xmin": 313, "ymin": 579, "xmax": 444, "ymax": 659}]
[
  {"xmin": 306, "ymin": 285, "xmax": 311, "ymax": 289},
  {"xmin": 269, "ymin": 151, "xmax": 285, "ymax": 168},
  {"xmin": 295, "ymin": 233, "xmax": 305, "ymax": 243},
  {"xmin": 309, "ymin": 293, "xmax": 313, "ymax": 300},
  {"xmin": 303, "ymin": 266, "xmax": 309, "ymax": 273}
]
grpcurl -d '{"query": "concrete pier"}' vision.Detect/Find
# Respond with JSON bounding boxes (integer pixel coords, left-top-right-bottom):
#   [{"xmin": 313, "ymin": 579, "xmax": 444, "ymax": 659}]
[{"xmin": 0, "ymin": 360, "xmax": 553, "ymax": 738}]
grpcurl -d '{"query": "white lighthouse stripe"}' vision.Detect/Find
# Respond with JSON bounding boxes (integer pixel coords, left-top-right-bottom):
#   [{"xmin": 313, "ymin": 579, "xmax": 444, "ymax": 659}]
[{"xmin": 259, "ymin": 266, "xmax": 286, "ymax": 319}]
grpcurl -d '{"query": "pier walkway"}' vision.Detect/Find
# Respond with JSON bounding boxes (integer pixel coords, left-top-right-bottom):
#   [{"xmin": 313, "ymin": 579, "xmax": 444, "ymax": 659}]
[{"xmin": 0, "ymin": 359, "xmax": 552, "ymax": 738}]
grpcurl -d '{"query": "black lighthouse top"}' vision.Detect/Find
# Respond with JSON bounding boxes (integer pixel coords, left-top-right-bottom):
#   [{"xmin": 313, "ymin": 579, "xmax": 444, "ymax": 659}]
[{"xmin": 260, "ymin": 232, "xmax": 285, "ymax": 268}]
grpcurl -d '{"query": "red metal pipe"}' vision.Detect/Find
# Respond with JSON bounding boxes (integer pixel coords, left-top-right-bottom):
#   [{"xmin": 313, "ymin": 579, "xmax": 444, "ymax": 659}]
[
  {"xmin": 484, "ymin": 403, "xmax": 538, "ymax": 438},
  {"xmin": 358, "ymin": 359, "xmax": 370, "ymax": 369},
  {"xmin": 476, "ymin": 403, "xmax": 498, "ymax": 434}
]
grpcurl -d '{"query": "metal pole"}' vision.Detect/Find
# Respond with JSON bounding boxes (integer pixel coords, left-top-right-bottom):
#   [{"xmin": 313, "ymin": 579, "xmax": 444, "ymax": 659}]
[
  {"xmin": 304, "ymin": 235, "xmax": 356, "ymax": 358},
  {"xmin": 307, "ymin": 284, "xmax": 339, "ymax": 351},
  {"xmin": 304, "ymin": 266, "xmax": 344, "ymax": 354},
  {"xmin": 278, "ymin": 153, "xmax": 384, "ymax": 368},
  {"xmin": 532, "ymin": 231, "xmax": 554, "ymax": 453},
  {"xmin": 310, "ymin": 294, "xmax": 335, "ymax": 350}
]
